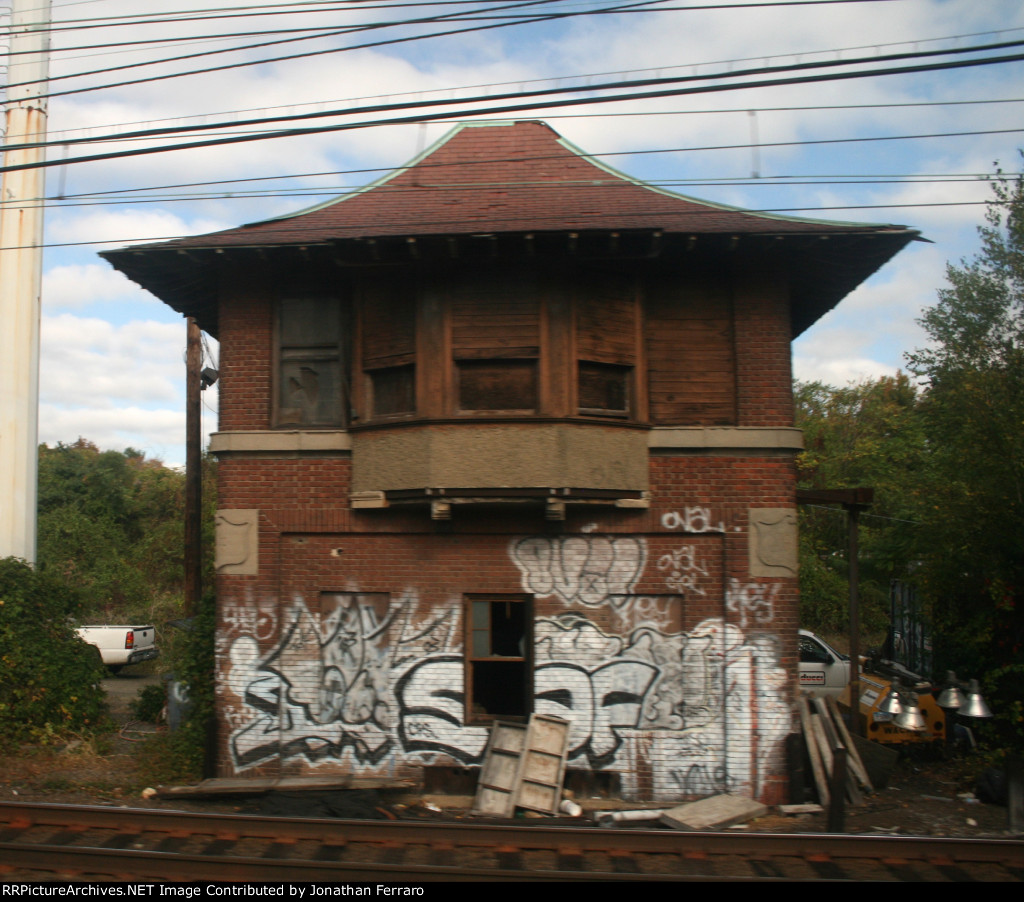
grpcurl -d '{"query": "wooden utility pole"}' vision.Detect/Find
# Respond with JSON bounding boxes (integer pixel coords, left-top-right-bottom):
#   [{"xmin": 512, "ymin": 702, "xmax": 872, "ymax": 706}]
[
  {"xmin": 184, "ymin": 318, "xmax": 202, "ymax": 614},
  {"xmin": 0, "ymin": 0, "xmax": 52, "ymax": 563}
]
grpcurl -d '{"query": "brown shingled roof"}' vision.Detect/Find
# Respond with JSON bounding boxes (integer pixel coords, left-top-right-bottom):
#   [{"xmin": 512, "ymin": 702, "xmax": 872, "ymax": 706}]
[{"xmin": 102, "ymin": 119, "xmax": 920, "ymax": 337}]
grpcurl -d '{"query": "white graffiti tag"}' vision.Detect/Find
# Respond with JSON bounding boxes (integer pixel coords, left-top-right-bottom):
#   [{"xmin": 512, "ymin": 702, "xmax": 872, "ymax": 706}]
[
  {"xmin": 660, "ymin": 506, "xmax": 725, "ymax": 533},
  {"xmin": 656, "ymin": 544, "xmax": 708, "ymax": 596},
  {"xmin": 725, "ymin": 579, "xmax": 779, "ymax": 628},
  {"xmin": 511, "ymin": 535, "xmax": 646, "ymax": 607}
]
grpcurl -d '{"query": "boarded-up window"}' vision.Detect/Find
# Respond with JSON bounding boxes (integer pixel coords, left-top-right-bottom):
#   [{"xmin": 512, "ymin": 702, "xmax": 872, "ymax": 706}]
[
  {"xmin": 362, "ymin": 282, "xmax": 417, "ymax": 419},
  {"xmin": 277, "ymin": 298, "xmax": 350, "ymax": 426},
  {"xmin": 466, "ymin": 596, "xmax": 531, "ymax": 723},
  {"xmin": 578, "ymin": 361, "xmax": 631, "ymax": 415},
  {"xmin": 458, "ymin": 359, "xmax": 537, "ymax": 412},
  {"xmin": 370, "ymin": 364, "xmax": 416, "ymax": 417}
]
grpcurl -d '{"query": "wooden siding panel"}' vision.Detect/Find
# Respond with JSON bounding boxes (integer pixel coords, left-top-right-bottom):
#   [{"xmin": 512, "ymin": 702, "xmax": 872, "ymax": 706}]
[
  {"xmin": 646, "ymin": 280, "xmax": 735, "ymax": 425},
  {"xmin": 451, "ymin": 278, "xmax": 540, "ymax": 359},
  {"xmin": 576, "ymin": 275, "xmax": 637, "ymax": 365},
  {"xmin": 362, "ymin": 280, "xmax": 416, "ymax": 369}
]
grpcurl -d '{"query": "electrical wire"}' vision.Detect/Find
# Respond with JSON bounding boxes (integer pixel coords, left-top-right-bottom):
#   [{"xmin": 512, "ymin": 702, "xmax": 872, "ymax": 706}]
[
  {"xmin": 34, "ymin": 90, "xmax": 1024, "ymax": 148},
  {"xmin": 4, "ymin": 47, "xmax": 1023, "ymax": 174},
  {"xmin": 20, "ymin": 0, "xmax": 906, "ymax": 33},
  {"xmin": 27, "ymin": 20, "xmax": 1024, "ymax": 144},
  {"xmin": 9, "ymin": 127, "xmax": 1019, "ymax": 209},
  {"xmin": 8, "ymin": 37, "xmax": 1024, "ymax": 155},
  {"xmin": 15, "ymin": 0, "xmax": 585, "ymax": 90},
  {"xmin": 43, "ymin": 170, "xmax": 1020, "ymax": 203},
  {"xmin": 7, "ymin": 0, "xmax": 708, "ymax": 99}
]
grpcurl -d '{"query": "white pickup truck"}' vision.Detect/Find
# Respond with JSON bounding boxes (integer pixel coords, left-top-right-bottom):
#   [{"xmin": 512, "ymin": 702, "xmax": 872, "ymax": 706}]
[
  {"xmin": 75, "ymin": 626, "xmax": 159, "ymax": 674},
  {"xmin": 798, "ymin": 629, "xmax": 851, "ymax": 697}
]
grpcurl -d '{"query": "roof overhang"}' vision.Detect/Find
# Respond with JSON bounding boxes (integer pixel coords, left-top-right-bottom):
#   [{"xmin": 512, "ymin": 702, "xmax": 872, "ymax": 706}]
[{"xmin": 101, "ymin": 225, "xmax": 919, "ymax": 340}]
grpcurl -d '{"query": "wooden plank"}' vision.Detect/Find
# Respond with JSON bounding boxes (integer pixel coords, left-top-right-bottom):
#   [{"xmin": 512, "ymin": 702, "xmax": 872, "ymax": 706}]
[
  {"xmin": 798, "ymin": 696, "xmax": 829, "ymax": 806},
  {"xmin": 809, "ymin": 707, "xmax": 834, "ymax": 776},
  {"xmin": 812, "ymin": 698, "xmax": 862, "ymax": 806},
  {"xmin": 472, "ymin": 721, "xmax": 529, "ymax": 817},
  {"xmin": 826, "ymin": 696, "xmax": 873, "ymax": 791},
  {"xmin": 660, "ymin": 795, "xmax": 768, "ymax": 831},
  {"xmin": 516, "ymin": 714, "xmax": 571, "ymax": 815}
]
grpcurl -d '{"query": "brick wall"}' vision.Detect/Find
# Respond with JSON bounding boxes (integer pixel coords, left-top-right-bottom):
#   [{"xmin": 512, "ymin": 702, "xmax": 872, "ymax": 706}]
[
  {"xmin": 215, "ymin": 454, "xmax": 797, "ymax": 803},
  {"xmin": 212, "ymin": 267, "xmax": 799, "ymax": 804}
]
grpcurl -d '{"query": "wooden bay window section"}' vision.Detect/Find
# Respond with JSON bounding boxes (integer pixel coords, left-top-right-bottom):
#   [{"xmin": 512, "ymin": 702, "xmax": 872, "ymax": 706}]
[{"xmin": 348, "ymin": 267, "xmax": 649, "ymax": 510}]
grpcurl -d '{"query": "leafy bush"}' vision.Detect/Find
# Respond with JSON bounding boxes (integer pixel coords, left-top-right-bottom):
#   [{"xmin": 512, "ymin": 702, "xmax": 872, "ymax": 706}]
[
  {"xmin": 130, "ymin": 683, "xmax": 167, "ymax": 723},
  {"xmin": 0, "ymin": 557, "xmax": 109, "ymax": 747},
  {"xmin": 137, "ymin": 588, "xmax": 216, "ymax": 783}
]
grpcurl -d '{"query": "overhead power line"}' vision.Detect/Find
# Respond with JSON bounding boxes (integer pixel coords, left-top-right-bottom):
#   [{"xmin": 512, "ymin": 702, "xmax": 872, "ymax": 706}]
[
  {"xmin": 8, "ymin": 0, "xmax": 582, "ymax": 91},
  {"xmin": 3, "ymin": 46, "xmax": 1024, "ymax": 174},
  {"xmin": 25, "ymin": 0, "xmax": 563, "ymax": 31},
  {"xmin": 23, "ymin": 0, "xmax": 906, "ymax": 33},
  {"xmin": 8, "ymin": 0, "xmax": 906, "ymax": 101},
  {"xmin": 6, "ymin": 37, "xmax": 1024, "ymax": 155},
  {"xmin": 42, "ymin": 169, "xmax": 1022, "ymax": 205},
  {"xmin": 13, "ymin": 0, "xmax": 584, "ymax": 90},
  {"xmin": 28, "ymin": 21, "xmax": 1024, "ymax": 142}
]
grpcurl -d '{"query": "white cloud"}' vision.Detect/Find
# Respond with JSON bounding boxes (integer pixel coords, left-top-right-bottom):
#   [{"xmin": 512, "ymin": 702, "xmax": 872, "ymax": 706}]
[
  {"xmin": 47, "ymin": 208, "xmax": 231, "ymax": 251},
  {"xmin": 42, "ymin": 263, "xmax": 155, "ymax": 311},
  {"xmin": 40, "ymin": 314, "xmax": 184, "ymax": 408}
]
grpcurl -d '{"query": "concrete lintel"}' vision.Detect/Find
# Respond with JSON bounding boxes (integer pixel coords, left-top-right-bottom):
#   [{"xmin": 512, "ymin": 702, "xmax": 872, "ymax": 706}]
[
  {"xmin": 350, "ymin": 491, "xmax": 388, "ymax": 509},
  {"xmin": 649, "ymin": 426, "xmax": 804, "ymax": 451},
  {"xmin": 210, "ymin": 430, "xmax": 353, "ymax": 454}
]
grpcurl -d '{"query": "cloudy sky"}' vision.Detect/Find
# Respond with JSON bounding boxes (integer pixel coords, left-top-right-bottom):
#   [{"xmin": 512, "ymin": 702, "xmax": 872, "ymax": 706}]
[{"xmin": 7, "ymin": 0, "xmax": 1024, "ymax": 466}]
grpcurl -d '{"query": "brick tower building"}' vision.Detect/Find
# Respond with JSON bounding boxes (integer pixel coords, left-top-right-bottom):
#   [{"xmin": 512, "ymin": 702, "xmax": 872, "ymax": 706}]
[{"xmin": 103, "ymin": 121, "xmax": 917, "ymax": 802}]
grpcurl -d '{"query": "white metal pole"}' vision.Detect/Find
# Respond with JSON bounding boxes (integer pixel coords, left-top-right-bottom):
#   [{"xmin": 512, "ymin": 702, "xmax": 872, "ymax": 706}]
[{"xmin": 0, "ymin": 0, "xmax": 52, "ymax": 563}]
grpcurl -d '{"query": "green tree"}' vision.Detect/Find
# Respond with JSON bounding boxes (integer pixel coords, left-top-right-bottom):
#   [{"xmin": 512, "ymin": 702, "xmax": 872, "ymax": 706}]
[
  {"xmin": 795, "ymin": 374, "xmax": 926, "ymax": 638},
  {"xmin": 909, "ymin": 161, "xmax": 1019, "ymax": 671},
  {"xmin": 906, "ymin": 164, "xmax": 1024, "ymax": 748},
  {"xmin": 35, "ymin": 440, "xmax": 217, "ymax": 623}
]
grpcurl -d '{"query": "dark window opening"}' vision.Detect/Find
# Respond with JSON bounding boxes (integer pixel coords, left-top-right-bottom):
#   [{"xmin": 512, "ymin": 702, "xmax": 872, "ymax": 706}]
[
  {"xmin": 457, "ymin": 359, "xmax": 537, "ymax": 413},
  {"xmin": 578, "ymin": 361, "xmax": 631, "ymax": 416},
  {"xmin": 467, "ymin": 596, "xmax": 531, "ymax": 722},
  {"xmin": 369, "ymin": 364, "xmax": 416, "ymax": 417}
]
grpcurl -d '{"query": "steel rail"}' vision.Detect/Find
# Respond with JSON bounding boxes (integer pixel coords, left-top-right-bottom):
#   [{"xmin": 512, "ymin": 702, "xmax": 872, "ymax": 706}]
[
  {"xmin": 0, "ymin": 842, "xmax": 703, "ymax": 882},
  {"xmin": 1, "ymin": 801, "xmax": 1021, "ymax": 882}
]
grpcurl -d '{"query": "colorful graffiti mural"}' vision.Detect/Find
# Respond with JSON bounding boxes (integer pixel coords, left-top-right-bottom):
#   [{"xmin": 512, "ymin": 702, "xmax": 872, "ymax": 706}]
[{"xmin": 222, "ymin": 526, "xmax": 790, "ymax": 800}]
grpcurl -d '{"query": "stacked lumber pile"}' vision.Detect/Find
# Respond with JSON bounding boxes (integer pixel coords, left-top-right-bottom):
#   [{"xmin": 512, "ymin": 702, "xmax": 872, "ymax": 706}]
[{"xmin": 798, "ymin": 695, "xmax": 873, "ymax": 805}]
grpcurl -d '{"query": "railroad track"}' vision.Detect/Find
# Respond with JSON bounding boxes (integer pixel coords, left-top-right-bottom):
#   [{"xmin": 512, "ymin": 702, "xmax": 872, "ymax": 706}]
[{"xmin": 0, "ymin": 801, "xmax": 1022, "ymax": 882}]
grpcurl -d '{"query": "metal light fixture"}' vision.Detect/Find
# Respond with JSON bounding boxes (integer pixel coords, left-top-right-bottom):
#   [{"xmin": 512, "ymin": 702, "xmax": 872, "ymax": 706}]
[
  {"xmin": 936, "ymin": 671, "xmax": 966, "ymax": 709},
  {"xmin": 893, "ymin": 691, "xmax": 928, "ymax": 732},
  {"xmin": 959, "ymin": 679, "xmax": 993, "ymax": 719},
  {"xmin": 878, "ymin": 679, "xmax": 904, "ymax": 716},
  {"xmin": 936, "ymin": 672, "xmax": 992, "ymax": 718}
]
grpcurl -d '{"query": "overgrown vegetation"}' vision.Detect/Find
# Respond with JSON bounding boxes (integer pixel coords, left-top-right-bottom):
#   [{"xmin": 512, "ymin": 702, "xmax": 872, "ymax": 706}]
[
  {"xmin": 134, "ymin": 589, "xmax": 216, "ymax": 785},
  {"xmin": 796, "ymin": 373, "xmax": 925, "ymax": 641},
  {"xmin": 1, "ymin": 440, "xmax": 217, "ymax": 770},
  {"xmin": 0, "ymin": 557, "xmax": 109, "ymax": 748},
  {"xmin": 797, "ymin": 162, "xmax": 1024, "ymax": 753},
  {"xmin": 36, "ymin": 439, "xmax": 215, "ymax": 624}
]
